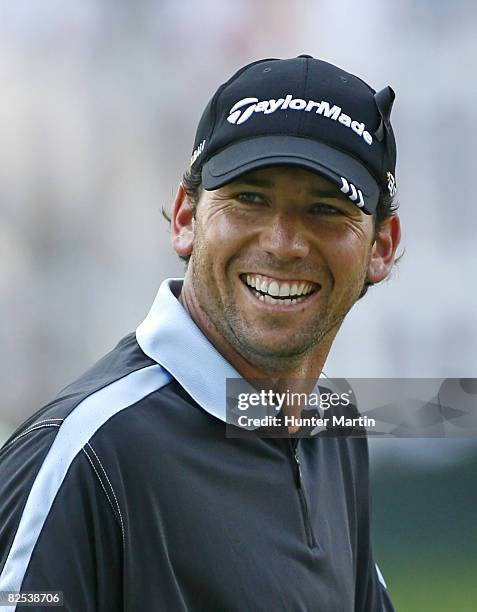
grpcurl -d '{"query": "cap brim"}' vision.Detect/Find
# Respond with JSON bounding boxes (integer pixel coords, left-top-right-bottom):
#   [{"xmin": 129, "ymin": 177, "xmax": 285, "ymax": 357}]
[{"xmin": 202, "ymin": 136, "xmax": 380, "ymax": 214}]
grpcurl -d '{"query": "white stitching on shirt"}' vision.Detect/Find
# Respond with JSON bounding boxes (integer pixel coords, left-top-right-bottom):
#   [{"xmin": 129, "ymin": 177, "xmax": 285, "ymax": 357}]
[
  {"xmin": 86, "ymin": 443, "xmax": 125, "ymax": 547},
  {"xmin": 27, "ymin": 418, "xmax": 64, "ymax": 427},
  {"xmin": 82, "ymin": 447, "xmax": 126, "ymax": 547},
  {"xmin": 4, "ymin": 423, "xmax": 62, "ymax": 450},
  {"xmin": 0, "ymin": 364, "xmax": 168, "ymax": 597}
]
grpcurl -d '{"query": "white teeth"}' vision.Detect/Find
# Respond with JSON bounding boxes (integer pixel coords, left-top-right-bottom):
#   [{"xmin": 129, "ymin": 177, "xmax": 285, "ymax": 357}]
[
  {"xmin": 253, "ymin": 291, "xmax": 307, "ymax": 306},
  {"xmin": 245, "ymin": 275, "xmax": 315, "ymax": 299},
  {"xmin": 268, "ymin": 281, "xmax": 279, "ymax": 297}
]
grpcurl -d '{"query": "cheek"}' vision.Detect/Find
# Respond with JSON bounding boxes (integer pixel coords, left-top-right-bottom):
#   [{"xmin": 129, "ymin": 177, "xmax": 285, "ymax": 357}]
[
  {"xmin": 320, "ymin": 228, "xmax": 369, "ymax": 259},
  {"xmin": 318, "ymin": 231, "xmax": 372, "ymax": 286},
  {"xmin": 196, "ymin": 215, "xmax": 253, "ymax": 264},
  {"xmin": 192, "ymin": 218, "xmax": 247, "ymax": 287}
]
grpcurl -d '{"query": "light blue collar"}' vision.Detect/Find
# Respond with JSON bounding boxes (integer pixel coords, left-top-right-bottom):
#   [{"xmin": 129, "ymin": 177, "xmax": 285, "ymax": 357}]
[
  {"xmin": 136, "ymin": 278, "xmax": 244, "ymax": 423},
  {"xmin": 136, "ymin": 278, "xmax": 324, "ymax": 426}
]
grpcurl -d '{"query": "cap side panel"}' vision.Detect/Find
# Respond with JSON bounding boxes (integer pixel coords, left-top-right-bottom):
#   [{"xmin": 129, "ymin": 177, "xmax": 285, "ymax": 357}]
[
  {"xmin": 208, "ymin": 83, "xmax": 229, "ymax": 154},
  {"xmin": 203, "ymin": 59, "xmax": 280, "ymax": 166},
  {"xmin": 191, "ymin": 59, "xmax": 280, "ymax": 167}
]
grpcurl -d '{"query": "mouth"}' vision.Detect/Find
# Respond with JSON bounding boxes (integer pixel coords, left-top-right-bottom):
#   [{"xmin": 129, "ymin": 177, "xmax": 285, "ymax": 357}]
[{"xmin": 239, "ymin": 273, "xmax": 320, "ymax": 307}]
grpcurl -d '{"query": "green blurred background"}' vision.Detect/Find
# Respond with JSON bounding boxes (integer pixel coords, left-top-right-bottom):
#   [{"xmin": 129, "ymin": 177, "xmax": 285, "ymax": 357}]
[{"xmin": 371, "ymin": 441, "xmax": 477, "ymax": 611}]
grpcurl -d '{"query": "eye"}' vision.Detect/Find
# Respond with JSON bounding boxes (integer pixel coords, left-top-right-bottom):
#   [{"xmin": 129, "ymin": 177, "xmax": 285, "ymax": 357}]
[
  {"xmin": 309, "ymin": 203, "xmax": 345, "ymax": 216},
  {"xmin": 234, "ymin": 192, "xmax": 267, "ymax": 205}
]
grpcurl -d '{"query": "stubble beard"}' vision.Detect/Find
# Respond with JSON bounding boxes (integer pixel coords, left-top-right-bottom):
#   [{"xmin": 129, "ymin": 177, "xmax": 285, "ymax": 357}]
[{"xmin": 190, "ymin": 232, "xmax": 370, "ymax": 375}]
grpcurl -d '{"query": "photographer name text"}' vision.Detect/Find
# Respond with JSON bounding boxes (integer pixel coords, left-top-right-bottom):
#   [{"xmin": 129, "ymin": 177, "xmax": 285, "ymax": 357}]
[{"xmin": 236, "ymin": 414, "xmax": 376, "ymax": 428}]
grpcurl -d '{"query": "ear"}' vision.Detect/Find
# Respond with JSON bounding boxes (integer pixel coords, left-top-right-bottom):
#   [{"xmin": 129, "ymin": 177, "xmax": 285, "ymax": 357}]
[
  {"xmin": 171, "ymin": 184, "xmax": 195, "ymax": 258},
  {"xmin": 367, "ymin": 214, "xmax": 401, "ymax": 283}
]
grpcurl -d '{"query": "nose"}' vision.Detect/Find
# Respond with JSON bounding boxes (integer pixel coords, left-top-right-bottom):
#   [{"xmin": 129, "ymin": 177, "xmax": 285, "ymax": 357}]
[{"xmin": 258, "ymin": 213, "xmax": 310, "ymax": 261}]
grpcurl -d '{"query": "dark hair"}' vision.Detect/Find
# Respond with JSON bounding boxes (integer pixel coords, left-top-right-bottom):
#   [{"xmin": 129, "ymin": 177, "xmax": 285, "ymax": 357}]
[
  {"xmin": 161, "ymin": 168, "xmax": 202, "ymax": 265},
  {"xmin": 181, "ymin": 167, "xmax": 203, "ymax": 209},
  {"xmin": 164, "ymin": 166, "xmax": 400, "ymax": 286}
]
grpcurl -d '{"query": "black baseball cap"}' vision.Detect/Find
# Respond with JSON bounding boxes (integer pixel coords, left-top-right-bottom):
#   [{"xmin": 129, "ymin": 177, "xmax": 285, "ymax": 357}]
[{"xmin": 189, "ymin": 55, "xmax": 397, "ymax": 214}]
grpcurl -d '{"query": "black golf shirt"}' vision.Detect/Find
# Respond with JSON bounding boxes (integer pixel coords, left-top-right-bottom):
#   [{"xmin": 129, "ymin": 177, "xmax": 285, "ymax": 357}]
[{"xmin": 0, "ymin": 279, "xmax": 394, "ymax": 611}]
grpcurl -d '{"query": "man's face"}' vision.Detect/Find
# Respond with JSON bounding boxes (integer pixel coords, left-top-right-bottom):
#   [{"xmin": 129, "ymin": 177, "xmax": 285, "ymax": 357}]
[{"xmin": 180, "ymin": 166, "xmax": 386, "ymax": 371}]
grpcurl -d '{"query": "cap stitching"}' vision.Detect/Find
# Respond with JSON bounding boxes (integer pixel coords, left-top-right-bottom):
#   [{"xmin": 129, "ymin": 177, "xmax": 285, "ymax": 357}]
[{"xmin": 296, "ymin": 58, "xmax": 309, "ymax": 137}]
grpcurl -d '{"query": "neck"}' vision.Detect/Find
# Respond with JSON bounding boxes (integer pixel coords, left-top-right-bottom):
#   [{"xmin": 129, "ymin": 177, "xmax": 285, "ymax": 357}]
[{"xmin": 179, "ymin": 278, "xmax": 342, "ymax": 433}]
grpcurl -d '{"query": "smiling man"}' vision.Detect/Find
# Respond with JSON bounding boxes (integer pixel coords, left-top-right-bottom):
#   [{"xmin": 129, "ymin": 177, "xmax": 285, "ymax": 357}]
[
  {"xmin": 175, "ymin": 167, "xmax": 395, "ymax": 379},
  {"xmin": 0, "ymin": 56, "xmax": 399, "ymax": 611}
]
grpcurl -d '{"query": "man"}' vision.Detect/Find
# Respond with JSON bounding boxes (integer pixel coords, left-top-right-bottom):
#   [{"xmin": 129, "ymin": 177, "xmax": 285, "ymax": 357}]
[{"xmin": 0, "ymin": 56, "xmax": 400, "ymax": 611}]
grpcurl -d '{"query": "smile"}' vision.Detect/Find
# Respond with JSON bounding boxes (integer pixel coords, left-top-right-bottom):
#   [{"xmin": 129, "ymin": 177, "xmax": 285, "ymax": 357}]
[{"xmin": 240, "ymin": 273, "xmax": 319, "ymax": 306}]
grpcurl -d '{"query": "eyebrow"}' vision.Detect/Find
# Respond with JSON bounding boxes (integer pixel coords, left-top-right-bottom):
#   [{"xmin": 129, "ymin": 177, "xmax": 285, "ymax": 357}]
[{"xmin": 232, "ymin": 177, "xmax": 345, "ymax": 200}]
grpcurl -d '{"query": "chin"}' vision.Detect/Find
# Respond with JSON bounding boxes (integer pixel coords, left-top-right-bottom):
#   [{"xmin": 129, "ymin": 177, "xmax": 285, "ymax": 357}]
[{"xmin": 239, "ymin": 336, "xmax": 310, "ymax": 362}]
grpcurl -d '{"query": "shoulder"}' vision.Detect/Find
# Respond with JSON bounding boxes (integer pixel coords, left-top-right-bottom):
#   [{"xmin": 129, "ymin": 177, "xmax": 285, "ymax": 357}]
[
  {"xmin": 0, "ymin": 332, "xmax": 177, "ymax": 506},
  {"xmin": 1, "ymin": 332, "xmax": 163, "ymax": 452},
  {"xmin": 0, "ymin": 332, "xmax": 178, "ymax": 567}
]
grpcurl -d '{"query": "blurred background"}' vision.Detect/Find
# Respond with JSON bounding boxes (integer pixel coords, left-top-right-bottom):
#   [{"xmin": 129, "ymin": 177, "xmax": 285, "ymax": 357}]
[{"xmin": 1, "ymin": 0, "xmax": 476, "ymax": 609}]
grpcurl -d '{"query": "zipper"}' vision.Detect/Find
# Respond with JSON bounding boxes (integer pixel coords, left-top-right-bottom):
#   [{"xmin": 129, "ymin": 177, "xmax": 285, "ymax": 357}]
[{"xmin": 289, "ymin": 439, "xmax": 317, "ymax": 548}]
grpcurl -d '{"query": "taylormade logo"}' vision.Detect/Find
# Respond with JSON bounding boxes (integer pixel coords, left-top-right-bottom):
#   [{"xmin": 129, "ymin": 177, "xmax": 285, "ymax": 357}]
[{"xmin": 227, "ymin": 95, "xmax": 373, "ymax": 146}]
